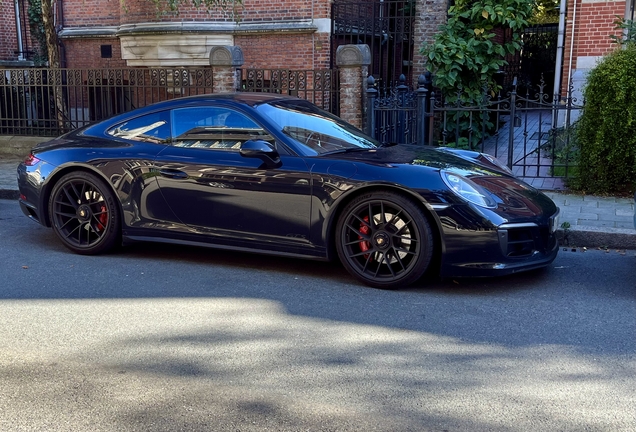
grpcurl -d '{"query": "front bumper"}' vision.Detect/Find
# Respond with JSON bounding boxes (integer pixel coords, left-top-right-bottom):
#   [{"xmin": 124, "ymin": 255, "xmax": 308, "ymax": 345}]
[{"xmin": 437, "ymin": 207, "xmax": 560, "ymax": 278}]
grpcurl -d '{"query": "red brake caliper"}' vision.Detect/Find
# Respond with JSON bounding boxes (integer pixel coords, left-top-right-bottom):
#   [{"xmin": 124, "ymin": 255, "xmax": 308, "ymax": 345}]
[
  {"xmin": 97, "ymin": 204, "xmax": 108, "ymax": 231},
  {"xmin": 358, "ymin": 215, "xmax": 373, "ymax": 260}
]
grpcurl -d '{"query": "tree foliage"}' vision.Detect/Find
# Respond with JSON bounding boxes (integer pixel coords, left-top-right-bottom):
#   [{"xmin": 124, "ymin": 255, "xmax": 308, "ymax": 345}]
[
  {"xmin": 27, "ymin": 0, "xmax": 47, "ymax": 65},
  {"xmin": 421, "ymin": 0, "xmax": 533, "ymax": 102},
  {"xmin": 419, "ymin": 0, "xmax": 534, "ymax": 147},
  {"xmin": 529, "ymin": 0, "xmax": 559, "ymax": 24},
  {"xmin": 573, "ymin": 44, "xmax": 636, "ymax": 194}
]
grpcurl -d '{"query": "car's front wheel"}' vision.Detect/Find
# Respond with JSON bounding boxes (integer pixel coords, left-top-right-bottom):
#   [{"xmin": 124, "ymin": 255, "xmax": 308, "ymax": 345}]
[
  {"xmin": 48, "ymin": 171, "xmax": 121, "ymax": 255},
  {"xmin": 336, "ymin": 191, "xmax": 434, "ymax": 289}
]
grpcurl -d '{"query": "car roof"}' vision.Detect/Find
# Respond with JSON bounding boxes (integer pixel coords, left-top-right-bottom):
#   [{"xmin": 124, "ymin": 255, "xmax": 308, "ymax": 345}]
[{"xmin": 147, "ymin": 92, "xmax": 299, "ymax": 110}]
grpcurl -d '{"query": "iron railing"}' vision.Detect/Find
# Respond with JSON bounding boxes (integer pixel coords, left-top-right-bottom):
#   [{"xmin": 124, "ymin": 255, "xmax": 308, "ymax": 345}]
[
  {"xmin": 428, "ymin": 77, "xmax": 583, "ymax": 179},
  {"xmin": 365, "ymin": 73, "xmax": 431, "ymax": 145},
  {"xmin": 0, "ymin": 67, "xmax": 214, "ymax": 136},
  {"xmin": 239, "ymin": 68, "xmax": 338, "ymax": 114},
  {"xmin": 0, "ymin": 67, "xmax": 340, "ymax": 136},
  {"xmin": 365, "ymin": 75, "xmax": 583, "ymax": 180},
  {"xmin": 332, "ymin": 0, "xmax": 415, "ymax": 91}
]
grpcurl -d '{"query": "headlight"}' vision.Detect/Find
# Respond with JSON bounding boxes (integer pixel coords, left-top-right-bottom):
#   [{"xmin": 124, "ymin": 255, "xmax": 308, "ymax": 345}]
[{"xmin": 441, "ymin": 171, "xmax": 497, "ymax": 208}]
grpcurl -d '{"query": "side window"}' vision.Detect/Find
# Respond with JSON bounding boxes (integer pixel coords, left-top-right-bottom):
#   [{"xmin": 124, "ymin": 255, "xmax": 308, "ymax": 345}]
[
  {"xmin": 107, "ymin": 111, "xmax": 171, "ymax": 143},
  {"xmin": 171, "ymin": 107, "xmax": 274, "ymax": 151}
]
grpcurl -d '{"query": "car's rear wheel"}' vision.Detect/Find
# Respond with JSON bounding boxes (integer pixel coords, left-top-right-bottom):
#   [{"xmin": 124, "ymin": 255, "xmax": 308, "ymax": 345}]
[
  {"xmin": 336, "ymin": 191, "xmax": 434, "ymax": 289},
  {"xmin": 48, "ymin": 171, "xmax": 120, "ymax": 255}
]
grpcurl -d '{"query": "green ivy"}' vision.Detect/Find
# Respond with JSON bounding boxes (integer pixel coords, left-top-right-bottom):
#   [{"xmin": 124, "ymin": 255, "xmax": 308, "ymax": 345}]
[
  {"xmin": 27, "ymin": 0, "xmax": 48, "ymax": 65},
  {"xmin": 420, "ymin": 0, "xmax": 533, "ymax": 148},
  {"xmin": 573, "ymin": 43, "xmax": 636, "ymax": 194}
]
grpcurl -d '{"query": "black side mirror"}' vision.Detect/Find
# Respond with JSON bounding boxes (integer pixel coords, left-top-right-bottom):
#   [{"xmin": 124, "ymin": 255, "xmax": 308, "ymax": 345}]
[{"xmin": 240, "ymin": 139, "xmax": 281, "ymax": 168}]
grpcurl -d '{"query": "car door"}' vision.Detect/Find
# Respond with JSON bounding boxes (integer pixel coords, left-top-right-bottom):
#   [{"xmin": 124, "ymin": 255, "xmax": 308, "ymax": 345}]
[{"xmin": 154, "ymin": 105, "xmax": 313, "ymax": 247}]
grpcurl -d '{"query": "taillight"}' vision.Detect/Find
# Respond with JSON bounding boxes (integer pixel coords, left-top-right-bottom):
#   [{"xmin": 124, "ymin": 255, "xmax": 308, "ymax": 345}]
[{"xmin": 23, "ymin": 154, "xmax": 41, "ymax": 166}]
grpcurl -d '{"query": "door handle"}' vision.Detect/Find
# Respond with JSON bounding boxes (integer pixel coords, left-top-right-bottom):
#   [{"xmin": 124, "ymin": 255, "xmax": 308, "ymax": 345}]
[{"xmin": 159, "ymin": 169, "xmax": 188, "ymax": 179}]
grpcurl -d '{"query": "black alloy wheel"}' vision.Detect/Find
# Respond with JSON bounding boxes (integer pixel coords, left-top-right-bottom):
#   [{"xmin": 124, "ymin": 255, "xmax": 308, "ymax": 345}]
[
  {"xmin": 336, "ymin": 191, "xmax": 434, "ymax": 289},
  {"xmin": 49, "ymin": 171, "xmax": 121, "ymax": 255}
]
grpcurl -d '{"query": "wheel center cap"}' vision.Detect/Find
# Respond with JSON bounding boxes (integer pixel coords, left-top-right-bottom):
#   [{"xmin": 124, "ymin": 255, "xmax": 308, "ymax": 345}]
[
  {"xmin": 77, "ymin": 205, "xmax": 90, "ymax": 221},
  {"xmin": 374, "ymin": 232, "xmax": 390, "ymax": 249}
]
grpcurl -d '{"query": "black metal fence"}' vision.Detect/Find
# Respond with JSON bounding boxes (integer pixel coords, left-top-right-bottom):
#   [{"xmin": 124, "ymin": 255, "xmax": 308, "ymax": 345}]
[
  {"xmin": 500, "ymin": 23, "xmax": 560, "ymax": 95},
  {"xmin": 332, "ymin": 0, "xmax": 415, "ymax": 90},
  {"xmin": 366, "ymin": 75, "xmax": 583, "ymax": 180},
  {"xmin": 239, "ymin": 68, "xmax": 338, "ymax": 114},
  {"xmin": 0, "ymin": 67, "xmax": 214, "ymax": 136},
  {"xmin": 0, "ymin": 67, "xmax": 339, "ymax": 137},
  {"xmin": 365, "ymin": 74, "xmax": 430, "ymax": 145}
]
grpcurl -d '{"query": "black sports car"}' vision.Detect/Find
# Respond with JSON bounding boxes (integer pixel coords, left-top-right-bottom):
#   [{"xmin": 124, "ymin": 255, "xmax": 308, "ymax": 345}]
[{"xmin": 17, "ymin": 93, "xmax": 560, "ymax": 289}]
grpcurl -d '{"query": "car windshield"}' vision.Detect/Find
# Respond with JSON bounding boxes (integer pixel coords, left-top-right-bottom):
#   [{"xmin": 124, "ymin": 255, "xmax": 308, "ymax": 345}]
[{"xmin": 256, "ymin": 100, "xmax": 380, "ymax": 155}]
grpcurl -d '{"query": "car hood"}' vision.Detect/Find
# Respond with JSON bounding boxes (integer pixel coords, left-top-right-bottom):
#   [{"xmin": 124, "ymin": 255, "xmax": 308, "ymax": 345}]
[
  {"xmin": 329, "ymin": 144, "xmax": 504, "ymax": 176},
  {"xmin": 328, "ymin": 144, "xmax": 556, "ymax": 217}
]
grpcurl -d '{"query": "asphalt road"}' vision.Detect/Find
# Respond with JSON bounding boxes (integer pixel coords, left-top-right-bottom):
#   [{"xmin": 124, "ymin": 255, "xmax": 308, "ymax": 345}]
[{"xmin": 1, "ymin": 199, "xmax": 635, "ymax": 431}]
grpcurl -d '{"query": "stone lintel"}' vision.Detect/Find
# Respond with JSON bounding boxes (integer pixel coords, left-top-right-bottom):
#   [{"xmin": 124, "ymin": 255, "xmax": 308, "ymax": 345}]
[{"xmin": 120, "ymin": 33, "xmax": 233, "ymax": 67}]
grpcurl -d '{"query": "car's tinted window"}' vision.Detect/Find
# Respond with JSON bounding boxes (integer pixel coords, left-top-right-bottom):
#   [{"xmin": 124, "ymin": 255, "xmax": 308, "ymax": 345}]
[
  {"xmin": 107, "ymin": 111, "xmax": 171, "ymax": 143},
  {"xmin": 171, "ymin": 107, "xmax": 273, "ymax": 151},
  {"xmin": 257, "ymin": 100, "xmax": 379, "ymax": 155}
]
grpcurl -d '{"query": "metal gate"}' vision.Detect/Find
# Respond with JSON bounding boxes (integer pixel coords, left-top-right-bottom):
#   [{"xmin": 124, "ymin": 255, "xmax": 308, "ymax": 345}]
[
  {"xmin": 500, "ymin": 23, "xmax": 560, "ymax": 95},
  {"xmin": 331, "ymin": 0, "xmax": 416, "ymax": 90},
  {"xmin": 366, "ymin": 75, "xmax": 583, "ymax": 187}
]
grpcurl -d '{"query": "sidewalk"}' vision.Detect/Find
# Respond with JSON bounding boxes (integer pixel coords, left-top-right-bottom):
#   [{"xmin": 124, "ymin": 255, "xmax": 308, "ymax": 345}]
[{"xmin": 1, "ymin": 154, "xmax": 635, "ymax": 250}]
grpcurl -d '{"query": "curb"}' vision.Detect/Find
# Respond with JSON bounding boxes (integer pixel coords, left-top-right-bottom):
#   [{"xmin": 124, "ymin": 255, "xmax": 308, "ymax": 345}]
[{"xmin": 556, "ymin": 226, "xmax": 636, "ymax": 250}]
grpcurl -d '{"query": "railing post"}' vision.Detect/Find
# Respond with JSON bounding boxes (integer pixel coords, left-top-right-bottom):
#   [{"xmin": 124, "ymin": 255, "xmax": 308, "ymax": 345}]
[
  {"xmin": 366, "ymin": 76, "xmax": 377, "ymax": 138},
  {"xmin": 416, "ymin": 72, "xmax": 432, "ymax": 145},
  {"xmin": 508, "ymin": 77, "xmax": 518, "ymax": 169},
  {"xmin": 336, "ymin": 44, "xmax": 371, "ymax": 130},
  {"xmin": 396, "ymin": 74, "xmax": 408, "ymax": 144},
  {"xmin": 428, "ymin": 90, "xmax": 436, "ymax": 146},
  {"xmin": 209, "ymin": 46, "xmax": 244, "ymax": 93}
]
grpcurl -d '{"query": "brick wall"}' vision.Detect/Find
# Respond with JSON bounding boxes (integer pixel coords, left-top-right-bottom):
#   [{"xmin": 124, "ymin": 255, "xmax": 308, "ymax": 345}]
[
  {"xmin": 65, "ymin": 0, "xmax": 318, "ymax": 26},
  {"xmin": 63, "ymin": 0, "xmax": 121, "ymax": 27},
  {"xmin": 561, "ymin": 0, "xmax": 626, "ymax": 94},
  {"xmin": 61, "ymin": 0, "xmax": 331, "ymax": 70},
  {"xmin": 412, "ymin": 0, "xmax": 449, "ymax": 82},
  {"xmin": 63, "ymin": 38, "xmax": 126, "ymax": 69},
  {"xmin": 1, "ymin": 0, "xmax": 44, "ymax": 63},
  {"xmin": 238, "ymin": 33, "xmax": 330, "ymax": 70},
  {"xmin": 0, "ymin": 0, "xmax": 18, "ymax": 60}
]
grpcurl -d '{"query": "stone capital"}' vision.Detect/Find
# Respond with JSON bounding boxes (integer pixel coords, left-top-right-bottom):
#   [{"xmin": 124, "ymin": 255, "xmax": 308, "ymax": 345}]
[
  {"xmin": 209, "ymin": 46, "xmax": 244, "ymax": 67},
  {"xmin": 335, "ymin": 45, "xmax": 371, "ymax": 68}
]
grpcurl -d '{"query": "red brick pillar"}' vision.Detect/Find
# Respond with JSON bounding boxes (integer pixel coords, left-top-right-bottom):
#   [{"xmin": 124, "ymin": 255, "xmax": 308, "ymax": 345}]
[
  {"xmin": 336, "ymin": 45, "xmax": 371, "ymax": 130},
  {"xmin": 209, "ymin": 46, "xmax": 244, "ymax": 93}
]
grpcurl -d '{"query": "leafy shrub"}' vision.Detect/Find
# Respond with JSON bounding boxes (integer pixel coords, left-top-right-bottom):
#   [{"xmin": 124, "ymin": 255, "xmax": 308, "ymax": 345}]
[
  {"xmin": 573, "ymin": 43, "xmax": 636, "ymax": 194},
  {"xmin": 420, "ymin": 0, "xmax": 533, "ymax": 149}
]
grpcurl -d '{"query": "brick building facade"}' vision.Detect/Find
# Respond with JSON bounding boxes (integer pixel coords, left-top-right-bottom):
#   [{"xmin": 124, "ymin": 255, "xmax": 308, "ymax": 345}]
[
  {"xmin": 560, "ymin": 0, "xmax": 635, "ymax": 97},
  {"xmin": 1, "ymin": 0, "xmax": 450, "ymax": 84}
]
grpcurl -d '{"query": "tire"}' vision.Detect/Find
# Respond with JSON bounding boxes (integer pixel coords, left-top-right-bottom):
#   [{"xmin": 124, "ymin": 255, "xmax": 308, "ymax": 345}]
[
  {"xmin": 335, "ymin": 191, "xmax": 434, "ymax": 289},
  {"xmin": 48, "ymin": 171, "xmax": 121, "ymax": 255}
]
